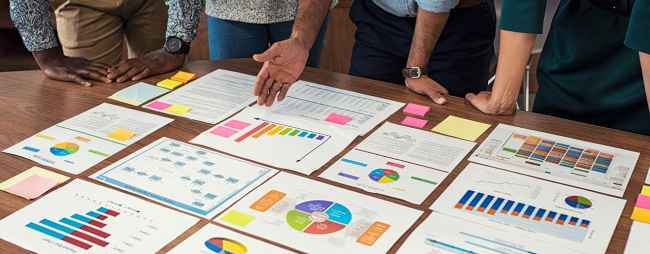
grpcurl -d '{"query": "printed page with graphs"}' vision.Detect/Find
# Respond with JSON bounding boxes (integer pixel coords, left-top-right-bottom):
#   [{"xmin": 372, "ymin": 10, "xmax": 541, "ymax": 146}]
[
  {"xmin": 469, "ymin": 124, "xmax": 639, "ymax": 196},
  {"xmin": 427, "ymin": 163, "xmax": 625, "ymax": 254}
]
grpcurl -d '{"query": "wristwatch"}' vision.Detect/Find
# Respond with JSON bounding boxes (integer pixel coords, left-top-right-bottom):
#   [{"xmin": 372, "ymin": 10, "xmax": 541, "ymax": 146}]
[
  {"xmin": 402, "ymin": 67, "xmax": 428, "ymax": 79},
  {"xmin": 164, "ymin": 36, "xmax": 191, "ymax": 55}
]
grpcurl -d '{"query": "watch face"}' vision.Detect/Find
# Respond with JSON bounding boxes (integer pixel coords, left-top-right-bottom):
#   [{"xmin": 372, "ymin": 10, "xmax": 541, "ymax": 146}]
[{"xmin": 165, "ymin": 37, "xmax": 183, "ymax": 52}]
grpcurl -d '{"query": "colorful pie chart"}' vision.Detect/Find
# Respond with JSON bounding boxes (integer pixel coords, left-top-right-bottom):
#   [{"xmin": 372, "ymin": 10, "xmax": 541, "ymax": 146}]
[
  {"xmin": 369, "ymin": 168, "xmax": 400, "ymax": 183},
  {"xmin": 204, "ymin": 238, "xmax": 247, "ymax": 254},
  {"xmin": 50, "ymin": 142, "xmax": 80, "ymax": 156},
  {"xmin": 565, "ymin": 196, "xmax": 592, "ymax": 209},
  {"xmin": 286, "ymin": 200, "xmax": 351, "ymax": 234}
]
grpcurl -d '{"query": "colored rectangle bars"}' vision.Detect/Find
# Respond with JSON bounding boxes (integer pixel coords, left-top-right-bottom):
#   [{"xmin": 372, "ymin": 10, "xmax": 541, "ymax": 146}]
[
  {"xmin": 230, "ymin": 119, "xmax": 331, "ymax": 144},
  {"xmin": 71, "ymin": 214, "xmax": 106, "ymax": 228},
  {"xmin": 27, "ymin": 222, "xmax": 92, "ymax": 250},
  {"xmin": 97, "ymin": 207, "xmax": 120, "ymax": 217}
]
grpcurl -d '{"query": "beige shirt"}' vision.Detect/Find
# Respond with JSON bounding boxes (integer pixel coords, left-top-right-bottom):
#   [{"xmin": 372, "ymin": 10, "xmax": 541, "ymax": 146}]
[{"xmin": 206, "ymin": 0, "xmax": 338, "ymax": 24}]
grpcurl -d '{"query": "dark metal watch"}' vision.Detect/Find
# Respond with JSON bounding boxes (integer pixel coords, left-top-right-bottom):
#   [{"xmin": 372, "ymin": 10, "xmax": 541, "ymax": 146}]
[
  {"xmin": 402, "ymin": 67, "xmax": 428, "ymax": 79},
  {"xmin": 164, "ymin": 36, "xmax": 191, "ymax": 55}
]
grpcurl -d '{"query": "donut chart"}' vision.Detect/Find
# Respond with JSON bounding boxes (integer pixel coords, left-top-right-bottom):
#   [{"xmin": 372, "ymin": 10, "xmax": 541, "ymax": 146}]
[
  {"xmin": 565, "ymin": 196, "xmax": 592, "ymax": 209},
  {"xmin": 204, "ymin": 238, "xmax": 247, "ymax": 254},
  {"xmin": 50, "ymin": 142, "xmax": 80, "ymax": 156},
  {"xmin": 286, "ymin": 200, "xmax": 352, "ymax": 234},
  {"xmin": 369, "ymin": 168, "xmax": 400, "ymax": 183}
]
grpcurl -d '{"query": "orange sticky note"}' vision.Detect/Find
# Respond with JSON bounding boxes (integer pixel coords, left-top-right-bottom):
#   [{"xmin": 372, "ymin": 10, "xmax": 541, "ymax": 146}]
[
  {"xmin": 250, "ymin": 190, "xmax": 286, "ymax": 212},
  {"xmin": 157, "ymin": 79, "xmax": 184, "ymax": 89},
  {"xmin": 108, "ymin": 128, "xmax": 136, "ymax": 141},
  {"xmin": 357, "ymin": 222, "xmax": 391, "ymax": 246},
  {"xmin": 171, "ymin": 71, "xmax": 196, "ymax": 84},
  {"xmin": 2, "ymin": 174, "xmax": 59, "ymax": 199},
  {"xmin": 631, "ymin": 207, "xmax": 650, "ymax": 224}
]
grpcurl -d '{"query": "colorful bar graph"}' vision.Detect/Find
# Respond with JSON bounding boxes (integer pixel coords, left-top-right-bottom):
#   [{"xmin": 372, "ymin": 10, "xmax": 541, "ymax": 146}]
[
  {"xmin": 316, "ymin": 135, "xmax": 325, "ymax": 140},
  {"xmin": 580, "ymin": 219, "xmax": 590, "ymax": 228},
  {"xmin": 501, "ymin": 200, "xmax": 515, "ymax": 214},
  {"xmin": 267, "ymin": 126, "xmax": 284, "ymax": 136},
  {"xmin": 569, "ymin": 217, "xmax": 579, "ymax": 226},
  {"xmin": 27, "ymin": 223, "xmax": 92, "ymax": 250},
  {"xmin": 545, "ymin": 143, "xmax": 568, "ymax": 164},
  {"xmin": 533, "ymin": 209, "xmax": 546, "ymax": 221},
  {"xmin": 307, "ymin": 133, "xmax": 317, "ymax": 139},
  {"xmin": 279, "ymin": 128, "xmax": 293, "ymax": 135},
  {"xmin": 455, "ymin": 190, "xmax": 475, "ymax": 209},
  {"xmin": 60, "ymin": 218, "xmax": 111, "ymax": 238},
  {"xmin": 466, "ymin": 193, "xmax": 484, "ymax": 211},
  {"xmin": 97, "ymin": 207, "xmax": 119, "ymax": 217},
  {"xmin": 72, "ymin": 214, "xmax": 106, "ymax": 228},
  {"xmin": 86, "ymin": 211, "xmax": 108, "ymax": 220},
  {"xmin": 288, "ymin": 130, "xmax": 301, "ymax": 136},
  {"xmin": 488, "ymin": 198, "xmax": 504, "ymax": 215},
  {"xmin": 234, "ymin": 122, "xmax": 269, "ymax": 142},
  {"xmin": 512, "ymin": 203, "xmax": 525, "ymax": 216},
  {"xmin": 557, "ymin": 214, "xmax": 568, "ymax": 225},
  {"xmin": 477, "ymin": 195, "xmax": 494, "ymax": 212},
  {"xmin": 592, "ymin": 153, "xmax": 613, "ymax": 173},
  {"xmin": 252, "ymin": 124, "xmax": 277, "ymax": 138},
  {"xmin": 522, "ymin": 206, "xmax": 536, "ymax": 219},
  {"xmin": 298, "ymin": 131, "xmax": 308, "ymax": 137},
  {"xmin": 39, "ymin": 219, "xmax": 109, "ymax": 247},
  {"xmin": 546, "ymin": 211, "xmax": 557, "ymax": 222}
]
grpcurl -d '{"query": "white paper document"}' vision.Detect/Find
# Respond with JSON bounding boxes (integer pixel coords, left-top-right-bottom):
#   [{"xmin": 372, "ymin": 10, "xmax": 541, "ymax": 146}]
[
  {"xmin": 319, "ymin": 122, "xmax": 476, "ymax": 204},
  {"xmin": 168, "ymin": 223, "xmax": 295, "ymax": 254},
  {"xmin": 144, "ymin": 69, "xmax": 258, "ymax": 124},
  {"xmin": 0, "ymin": 179, "xmax": 199, "ymax": 254},
  {"xmin": 215, "ymin": 172, "xmax": 423, "ymax": 254},
  {"xmin": 624, "ymin": 221, "xmax": 650, "ymax": 254},
  {"xmin": 429, "ymin": 163, "xmax": 625, "ymax": 254},
  {"xmin": 469, "ymin": 124, "xmax": 639, "ymax": 196},
  {"xmin": 190, "ymin": 107, "xmax": 358, "ymax": 175},
  {"xmin": 3, "ymin": 103, "xmax": 173, "ymax": 174},
  {"xmin": 255, "ymin": 80, "xmax": 405, "ymax": 135},
  {"xmin": 92, "ymin": 137, "xmax": 278, "ymax": 219}
]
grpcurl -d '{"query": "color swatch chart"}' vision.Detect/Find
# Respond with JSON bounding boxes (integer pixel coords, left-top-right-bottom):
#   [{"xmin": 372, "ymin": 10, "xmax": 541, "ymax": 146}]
[
  {"xmin": 455, "ymin": 190, "xmax": 590, "ymax": 242},
  {"xmin": 470, "ymin": 124, "xmax": 639, "ymax": 196},
  {"xmin": 257, "ymin": 80, "xmax": 404, "ymax": 135}
]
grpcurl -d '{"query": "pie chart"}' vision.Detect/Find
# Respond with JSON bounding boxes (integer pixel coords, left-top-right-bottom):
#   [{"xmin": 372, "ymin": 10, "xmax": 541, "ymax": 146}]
[
  {"xmin": 369, "ymin": 168, "xmax": 400, "ymax": 183},
  {"xmin": 50, "ymin": 142, "xmax": 80, "ymax": 156},
  {"xmin": 204, "ymin": 238, "xmax": 247, "ymax": 254},
  {"xmin": 286, "ymin": 200, "xmax": 352, "ymax": 234},
  {"xmin": 565, "ymin": 196, "xmax": 592, "ymax": 209}
]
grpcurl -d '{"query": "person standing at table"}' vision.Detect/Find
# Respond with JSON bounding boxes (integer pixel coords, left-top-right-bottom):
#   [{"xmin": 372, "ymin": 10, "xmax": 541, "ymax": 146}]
[
  {"xmin": 206, "ymin": 0, "xmax": 337, "ymax": 68},
  {"xmin": 465, "ymin": 0, "xmax": 650, "ymax": 136},
  {"xmin": 252, "ymin": 0, "xmax": 496, "ymax": 107},
  {"xmin": 9, "ymin": 0, "xmax": 204, "ymax": 86}
]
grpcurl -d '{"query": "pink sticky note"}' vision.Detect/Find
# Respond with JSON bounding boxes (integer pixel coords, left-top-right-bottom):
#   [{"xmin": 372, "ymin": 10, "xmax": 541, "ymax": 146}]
[
  {"xmin": 403, "ymin": 103, "xmax": 430, "ymax": 116},
  {"xmin": 147, "ymin": 101, "xmax": 173, "ymax": 110},
  {"xmin": 401, "ymin": 116, "xmax": 428, "ymax": 128},
  {"xmin": 2, "ymin": 174, "xmax": 59, "ymax": 199},
  {"xmin": 635, "ymin": 194, "xmax": 650, "ymax": 210},
  {"xmin": 224, "ymin": 119, "xmax": 251, "ymax": 130},
  {"xmin": 325, "ymin": 113, "xmax": 352, "ymax": 125},
  {"xmin": 210, "ymin": 126, "xmax": 239, "ymax": 138}
]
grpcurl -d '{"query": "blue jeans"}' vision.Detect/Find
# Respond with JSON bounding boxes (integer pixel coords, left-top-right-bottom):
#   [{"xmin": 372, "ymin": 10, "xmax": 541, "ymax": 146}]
[{"xmin": 207, "ymin": 16, "xmax": 330, "ymax": 68}]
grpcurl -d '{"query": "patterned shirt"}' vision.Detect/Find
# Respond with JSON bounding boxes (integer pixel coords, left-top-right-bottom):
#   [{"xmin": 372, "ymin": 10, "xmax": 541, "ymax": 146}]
[
  {"xmin": 206, "ymin": 0, "xmax": 338, "ymax": 24},
  {"xmin": 9, "ymin": 0, "xmax": 205, "ymax": 52}
]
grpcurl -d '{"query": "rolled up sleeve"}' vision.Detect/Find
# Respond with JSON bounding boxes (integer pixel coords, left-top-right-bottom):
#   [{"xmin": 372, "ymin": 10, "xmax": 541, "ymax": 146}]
[
  {"xmin": 165, "ymin": 0, "xmax": 206, "ymax": 43},
  {"xmin": 624, "ymin": 0, "xmax": 650, "ymax": 54},
  {"xmin": 499, "ymin": 0, "xmax": 547, "ymax": 34},
  {"xmin": 417, "ymin": 0, "xmax": 460, "ymax": 13},
  {"xmin": 9, "ymin": 0, "xmax": 59, "ymax": 52}
]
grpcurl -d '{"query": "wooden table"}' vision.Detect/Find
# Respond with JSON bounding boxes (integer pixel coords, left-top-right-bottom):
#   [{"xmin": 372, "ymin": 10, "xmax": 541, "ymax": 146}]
[{"xmin": 0, "ymin": 59, "xmax": 648, "ymax": 253}]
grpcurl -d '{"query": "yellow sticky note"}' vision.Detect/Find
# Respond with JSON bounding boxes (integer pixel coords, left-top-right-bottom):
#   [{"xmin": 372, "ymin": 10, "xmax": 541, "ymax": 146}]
[
  {"xmin": 431, "ymin": 115, "xmax": 491, "ymax": 141},
  {"xmin": 0, "ymin": 166, "xmax": 69, "ymax": 190},
  {"xmin": 108, "ymin": 128, "xmax": 136, "ymax": 141},
  {"xmin": 171, "ymin": 71, "xmax": 196, "ymax": 84},
  {"xmin": 221, "ymin": 210, "xmax": 256, "ymax": 227},
  {"xmin": 631, "ymin": 207, "xmax": 650, "ymax": 223},
  {"xmin": 642, "ymin": 186, "xmax": 650, "ymax": 196},
  {"xmin": 165, "ymin": 104, "xmax": 192, "ymax": 115},
  {"xmin": 157, "ymin": 79, "xmax": 184, "ymax": 89}
]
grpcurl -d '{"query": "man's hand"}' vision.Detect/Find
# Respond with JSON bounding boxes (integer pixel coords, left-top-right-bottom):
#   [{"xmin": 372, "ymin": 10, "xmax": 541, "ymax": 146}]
[
  {"xmin": 405, "ymin": 76, "xmax": 448, "ymax": 104},
  {"xmin": 465, "ymin": 91, "xmax": 517, "ymax": 115},
  {"xmin": 33, "ymin": 47, "xmax": 112, "ymax": 87},
  {"xmin": 107, "ymin": 49, "xmax": 186, "ymax": 83},
  {"xmin": 252, "ymin": 38, "xmax": 310, "ymax": 107}
]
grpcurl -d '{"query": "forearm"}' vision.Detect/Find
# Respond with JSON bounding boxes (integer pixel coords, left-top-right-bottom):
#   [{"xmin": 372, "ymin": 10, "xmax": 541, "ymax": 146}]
[
  {"xmin": 491, "ymin": 30, "xmax": 537, "ymax": 106},
  {"xmin": 640, "ymin": 52, "xmax": 650, "ymax": 111},
  {"xmin": 32, "ymin": 47, "xmax": 65, "ymax": 68},
  {"xmin": 291, "ymin": 0, "xmax": 333, "ymax": 50},
  {"xmin": 406, "ymin": 7, "xmax": 449, "ymax": 68}
]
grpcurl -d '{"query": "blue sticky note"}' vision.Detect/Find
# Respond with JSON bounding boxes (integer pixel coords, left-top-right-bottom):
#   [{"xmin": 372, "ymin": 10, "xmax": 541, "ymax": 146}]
[
  {"xmin": 109, "ymin": 82, "xmax": 170, "ymax": 106},
  {"xmin": 645, "ymin": 166, "xmax": 650, "ymax": 185}
]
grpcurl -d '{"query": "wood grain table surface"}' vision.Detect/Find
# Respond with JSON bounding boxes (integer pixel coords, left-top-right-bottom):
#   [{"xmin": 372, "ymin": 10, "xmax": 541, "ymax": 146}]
[{"xmin": 0, "ymin": 59, "xmax": 648, "ymax": 253}]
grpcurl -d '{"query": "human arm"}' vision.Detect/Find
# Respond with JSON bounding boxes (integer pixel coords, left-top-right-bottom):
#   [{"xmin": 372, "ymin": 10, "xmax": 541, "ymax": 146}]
[
  {"xmin": 9, "ymin": 0, "xmax": 112, "ymax": 86},
  {"xmin": 107, "ymin": 0, "xmax": 205, "ymax": 82},
  {"xmin": 624, "ymin": 0, "xmax": 650, "ymax": 112},
  {"xmin": 252, "ymin": 0, "xmax": 333, "ymax": 107},
  {"xmin": 404, "ymin": 6, "xmax": 451, "ymax": 105},
  {"xmin": 641, "ymin": 53, "xmax": 650, "ymax": 111}
]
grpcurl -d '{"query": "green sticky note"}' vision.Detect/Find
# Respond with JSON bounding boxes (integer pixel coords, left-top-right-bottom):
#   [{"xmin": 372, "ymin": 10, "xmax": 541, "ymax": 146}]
[
  {"xmin": 108, "ymin": 82, "xmax": 169, "ymax": 106},
  {"xmin": 220, "ymin": 210, "xmax": 256, "ymax": 227}
]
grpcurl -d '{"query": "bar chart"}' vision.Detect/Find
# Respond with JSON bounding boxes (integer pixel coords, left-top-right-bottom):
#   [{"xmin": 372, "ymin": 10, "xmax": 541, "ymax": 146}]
[{"xmin": 454, "ymin": 190, "xmax": 590, "ymax": 242}]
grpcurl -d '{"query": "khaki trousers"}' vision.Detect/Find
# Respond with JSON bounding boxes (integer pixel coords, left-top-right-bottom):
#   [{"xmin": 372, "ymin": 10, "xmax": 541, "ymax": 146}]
[{"xmin": 51, "ymin": 0, "xmax": 168, "ymax": 65}]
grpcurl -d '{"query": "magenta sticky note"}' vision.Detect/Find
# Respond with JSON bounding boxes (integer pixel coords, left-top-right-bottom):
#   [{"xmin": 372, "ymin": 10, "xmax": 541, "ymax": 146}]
[
  {"xmin": 2, "ymin": 174, "xmax": 59, "ymax": 200},
  {"xmin": 401, "ymin": 116, "xmax": 428, "ymax": 128},
  {"xmin": 325, "ymin": 113, "xmax": 352, "ymax": 125},
  {"xmin": 635, "ymin": 194, "xmax": 650, "ymax": 210},
  {"xmin": 403, "ymin": 103, "xmax": 430, "ymax": 116},
  {"xmin": 210, "ymin": 126, "xmax": 239, "ymax": 138},
  {"xmin": 147, "ymin": 101, "xmax": 173, "ymax": 110},
  {"xmin": 224, "ymin": 119, "xmax": 251, "ymax": 130}
]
